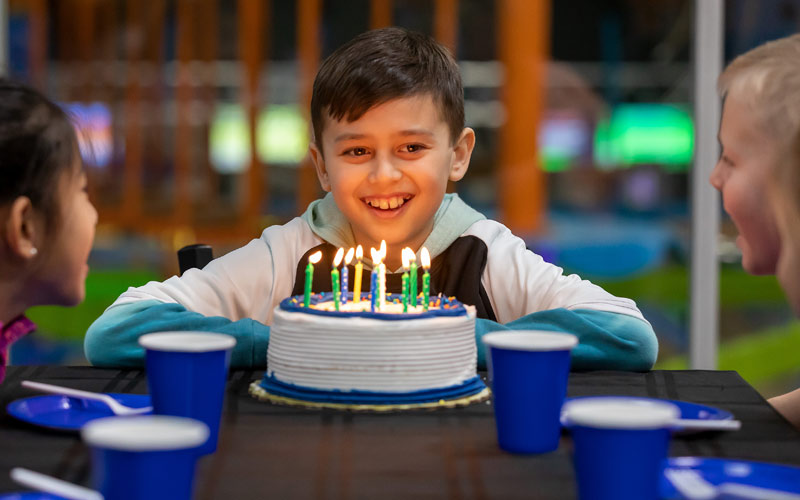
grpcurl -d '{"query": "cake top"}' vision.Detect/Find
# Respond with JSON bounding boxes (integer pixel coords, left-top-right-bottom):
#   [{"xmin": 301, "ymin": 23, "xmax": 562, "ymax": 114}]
[{"xmin": 280, "ymin": 292, "xmax": 468, "ymax": 320}]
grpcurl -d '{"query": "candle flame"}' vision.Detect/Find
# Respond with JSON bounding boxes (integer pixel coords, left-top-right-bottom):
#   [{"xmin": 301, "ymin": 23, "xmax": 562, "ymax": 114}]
[
  {"xmin": 356, "ymin": 245, "xmax": 363, "ymax": 260},
  {"xmin": 333, "ymin": 247, "xmax": 344, "ymax": 267},
  {"xmin": 401, "ymin": 248, "xmax": 411, "ymax": 270},
  {"xmin": 309, "ymin": 251, "xmax": 322, "ymax": 264},
  {"xmin": 379, "ymin": 240, "xmax": 387, "ymax": 259},
  {"xmin": 371, "ymin": 247, "xmax": 382, "ymax": 265},
  {"xmin": 409, "ymin": 250, "xmax": 416, "ymax": 263},
  {"xmin": 421, "ymin": 247, "xmax": 430, "ymax": 268},
  {"xmin": 344, "ymin": 247, "xmax": 355, "ymax": 265}
]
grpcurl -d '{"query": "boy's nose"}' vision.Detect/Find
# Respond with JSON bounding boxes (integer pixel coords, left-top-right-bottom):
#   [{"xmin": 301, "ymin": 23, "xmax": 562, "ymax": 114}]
[{"xmin": 369, "ymin": 155, "xmax": 403, "ymax": 183}]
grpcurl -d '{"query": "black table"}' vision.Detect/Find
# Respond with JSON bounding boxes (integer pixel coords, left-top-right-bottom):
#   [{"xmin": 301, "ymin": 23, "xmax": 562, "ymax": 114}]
[{"xmin": 1, "ymin": 366, "xmax": 799, "ymax": 499}]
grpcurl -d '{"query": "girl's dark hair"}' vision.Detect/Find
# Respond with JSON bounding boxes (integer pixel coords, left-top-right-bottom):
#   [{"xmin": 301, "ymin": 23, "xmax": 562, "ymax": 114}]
[
  {"xmin": 0, "ymin": 79, "xmax": 79, "ymax": 226},
  {"xmin": 311, "ymin": 27, "xmax": 465, "ymax": 148}
]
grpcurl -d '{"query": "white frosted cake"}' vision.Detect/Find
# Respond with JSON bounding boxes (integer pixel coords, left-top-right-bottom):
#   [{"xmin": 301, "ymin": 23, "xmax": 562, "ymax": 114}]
[{"xmin": 250, "ymin": 292, "xmax": 489, "ymax": 409}]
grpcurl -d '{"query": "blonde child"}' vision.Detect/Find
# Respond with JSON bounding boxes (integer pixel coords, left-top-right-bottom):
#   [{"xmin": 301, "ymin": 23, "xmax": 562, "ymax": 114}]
[
  {"xmin": 0, "ymin": 79, "xmax": 98, "ymax": 383},
  {"xmin": 767, "ymin": 127, "xmax": 800, "ymax": 429},
  {"xmin": 86, "ymin": 28, "xmax": 656, "ymax": 371},
  {"xmin": 709, "ymin": 34, "xmax": 800, "ymax": 427}
]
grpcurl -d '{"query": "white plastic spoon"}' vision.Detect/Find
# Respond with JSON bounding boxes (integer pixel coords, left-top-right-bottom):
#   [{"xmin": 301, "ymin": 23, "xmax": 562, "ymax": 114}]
[
  {"xmin": 11, "ymin": 468, "xmax": 103, "ymax": 500},
  {"xmin": 673, "ymin": 418, "xmax": 742, "ymax": 431},
  {"xmin": 21, "ymin": 380, "xmax": 152, "ymax": 416}
]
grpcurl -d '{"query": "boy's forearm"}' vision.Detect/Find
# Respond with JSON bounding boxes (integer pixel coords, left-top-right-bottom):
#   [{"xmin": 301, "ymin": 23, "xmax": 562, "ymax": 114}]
[
  {"xmin": 474, "ymin": 309, "xmax": 658, "ymax": 372},
  {"xmin": 84, "ymin": 300, "xmax": 270, "ymax": 369},
  {"xmin": 769, "ymin": 388, "xmax": 800, "ymax": 430}
]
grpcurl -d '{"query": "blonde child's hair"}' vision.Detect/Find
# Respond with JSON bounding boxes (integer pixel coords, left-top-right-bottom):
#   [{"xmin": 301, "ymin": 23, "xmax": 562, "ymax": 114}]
[{"xmin": 718, "ymin": 34, "xmax": 800, "ymax": 148}]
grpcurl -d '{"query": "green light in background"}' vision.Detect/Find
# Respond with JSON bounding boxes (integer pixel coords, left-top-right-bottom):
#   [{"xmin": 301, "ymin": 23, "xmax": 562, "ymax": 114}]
[
  {"xmin": 210, "ymin": 104, "xmax": 250, "ymax": 174},
  {"xmin": 210, "ymin": 104, "xmax": 310, "ymax": 174},
  {"xmin": 257, "ymin": 105, "xmax": 310, "ymax": 165},
  {"xmin": 594, "ymin": 104, "xmax": 694, "ymax": 172}
]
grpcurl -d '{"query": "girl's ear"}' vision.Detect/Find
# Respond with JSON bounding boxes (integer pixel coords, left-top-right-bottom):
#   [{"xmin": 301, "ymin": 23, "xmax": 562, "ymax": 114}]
[
  {"xmin": 4, "ymin": 197, "xmax": 40, "ymax": 261},
  {"xmin": 309, "ymin": 143, "xmax": 331, "ymax": 192},
  {"xmin": 449, "ymin": 127, "xmax": 475, "ymax": 182}
]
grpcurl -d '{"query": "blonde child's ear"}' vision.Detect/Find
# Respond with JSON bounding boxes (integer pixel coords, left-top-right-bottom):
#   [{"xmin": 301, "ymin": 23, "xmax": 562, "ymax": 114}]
[
  {"xmin": 449, "ymin": 127, "xmax": 475, "ymax": 182},
  {"xmin": 309, "ymin": 143, "xmax": 332, "ymax": 192},
  {"xmin": 4, "ymin": 196, "xmax": 40, "ymax": 261}
]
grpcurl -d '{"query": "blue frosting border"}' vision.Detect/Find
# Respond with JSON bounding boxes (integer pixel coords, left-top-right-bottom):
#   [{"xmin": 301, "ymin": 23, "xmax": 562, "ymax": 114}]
[
  {"xmin": 260, "ymin": 373, "xmax": 487, "ymax": 404},
  {"xmin": 280, "ymin": 292, "xmax": 467, "ymax": 320}
]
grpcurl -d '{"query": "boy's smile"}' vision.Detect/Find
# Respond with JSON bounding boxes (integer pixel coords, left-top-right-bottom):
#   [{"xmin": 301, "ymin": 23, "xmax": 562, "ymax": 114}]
[{"xmin": 311, "ymin": 94, "xmax": 474, "ymax": 269}]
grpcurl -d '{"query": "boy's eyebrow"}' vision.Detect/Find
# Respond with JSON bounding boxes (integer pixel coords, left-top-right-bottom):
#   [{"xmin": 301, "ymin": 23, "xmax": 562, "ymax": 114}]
[
  {"xmin": 398, "ymin": 129, "xmax": 435, "ymax": 138},
  {"xmin": 333, "ymin": 129, "xmax": 435, "ymax": 143},
  {"xmin": 333, "ymin": 133, "xmax": 368, "ymax": 143}
]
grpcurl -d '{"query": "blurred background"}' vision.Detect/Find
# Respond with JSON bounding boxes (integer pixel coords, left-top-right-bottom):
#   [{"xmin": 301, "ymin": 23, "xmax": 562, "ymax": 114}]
[{"xmin": 4, "ymin": 0, "xmax": 799, "ymax": 397}]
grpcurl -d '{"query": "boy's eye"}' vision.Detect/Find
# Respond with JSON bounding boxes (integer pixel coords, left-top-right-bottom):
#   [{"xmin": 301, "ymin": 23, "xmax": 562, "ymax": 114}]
[
  {"xmin": 402, "ymin": 144, "xmax": 426, "ymax": 153},
  {"xmin": 345, "ymin": 147, "xmax": 369, "ymax": 157}
]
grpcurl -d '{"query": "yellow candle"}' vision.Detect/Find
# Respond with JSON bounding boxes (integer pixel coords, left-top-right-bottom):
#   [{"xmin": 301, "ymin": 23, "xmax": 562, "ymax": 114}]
[{"xmin": 353, "ymin": 245, "xmax": 363, "ymax": 303}]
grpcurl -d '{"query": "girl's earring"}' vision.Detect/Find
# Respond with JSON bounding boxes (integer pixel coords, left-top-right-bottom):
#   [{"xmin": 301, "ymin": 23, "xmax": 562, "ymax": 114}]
[{"xmin": 30, "ymin": 248, "xmax": 38, "ymax": 256}]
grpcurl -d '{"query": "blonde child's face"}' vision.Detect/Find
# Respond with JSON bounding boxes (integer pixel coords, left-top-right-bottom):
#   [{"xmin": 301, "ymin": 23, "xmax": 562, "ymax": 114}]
[
  {"xmin": 33, "ymin": 164, "xmax": 98, "ymax": 306},
  {"xmin": 311, "ymin": 94, "xmax": 474, "ymax": 260},
  {"xmin": 710, "ymin": 94, "xmax": 782, "ymax": 275},
  {"xmin": 775, "ymin": 198, "xmax": 800, "ymax": 314}
]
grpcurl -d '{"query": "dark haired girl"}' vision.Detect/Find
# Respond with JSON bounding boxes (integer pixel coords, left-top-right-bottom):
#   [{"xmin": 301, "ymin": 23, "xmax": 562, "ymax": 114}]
[{"xmin": 0, "ymin": 79, "xmax": 97, "ymax": 383}]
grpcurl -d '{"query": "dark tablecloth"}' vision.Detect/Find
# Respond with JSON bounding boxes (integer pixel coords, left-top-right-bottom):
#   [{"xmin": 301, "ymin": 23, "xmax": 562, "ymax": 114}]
[{"xmin": 1, "ymin": 366, "xmax": 799, "ymax": 499}]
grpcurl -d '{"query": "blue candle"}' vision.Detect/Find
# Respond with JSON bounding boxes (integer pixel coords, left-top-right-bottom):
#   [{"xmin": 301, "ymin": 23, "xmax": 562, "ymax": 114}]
[
  {"xmin": 370, "ymin": 247, "xmax": 381, "ymax": 312},
  {"xmin": 342, "ymin": 248, "xmax": 354, "ymax": 304}
]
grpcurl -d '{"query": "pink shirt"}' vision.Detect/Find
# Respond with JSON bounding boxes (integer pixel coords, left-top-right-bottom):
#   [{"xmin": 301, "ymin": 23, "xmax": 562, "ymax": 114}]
[{"xmin": 0, "ymin": 315, "xmax": 35, "ymax": 384}]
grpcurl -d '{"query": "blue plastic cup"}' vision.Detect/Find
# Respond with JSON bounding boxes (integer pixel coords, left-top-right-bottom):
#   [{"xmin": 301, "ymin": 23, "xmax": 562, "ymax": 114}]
[
  {"xmin": 482, "ymin": 331, "xmax": 578, "ymax": 453},
  {"xmin": 562, "ymin": 397, "xmax": 680, "ymax": 500},
  {"xmin": 81, "ymin": 415, "xmax": 209, "ymax": 500},
  {"xmin": 138, "ymin": 332, "xmax": 236, "ymax": 455}
]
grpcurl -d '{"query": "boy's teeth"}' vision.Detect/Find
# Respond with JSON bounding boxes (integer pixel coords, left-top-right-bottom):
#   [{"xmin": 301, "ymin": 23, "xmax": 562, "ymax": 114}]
[{"xmin": 367, "ymin": 196, "xmax": 407, "ymax": 210}]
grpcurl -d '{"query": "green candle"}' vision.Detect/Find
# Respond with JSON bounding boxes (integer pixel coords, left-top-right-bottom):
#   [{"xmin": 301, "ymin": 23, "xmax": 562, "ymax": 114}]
[
  {"xmin": 421, "ymin": 247, "xmax": 431, "ymax": 311},
  {"xmin": 304, "ymin": 251, "xmax": 322, "ymax": 307},
  {"xmin": 401, "ymin": 248, "xmax": 411, "ymax": 313},
  {"xmin": 409, "ymin": 253, "xmax": 418, "ymax": 308}
]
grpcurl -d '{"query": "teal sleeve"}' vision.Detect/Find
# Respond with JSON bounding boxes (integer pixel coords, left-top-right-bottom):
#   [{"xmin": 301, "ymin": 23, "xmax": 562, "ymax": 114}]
[
  {"xmin": 84, "ymin": 300, "xmax": 271, "ymax": 369},
  {"xmin": 475, "ymin": 309, "xmax": 658, "ymax": 372}
]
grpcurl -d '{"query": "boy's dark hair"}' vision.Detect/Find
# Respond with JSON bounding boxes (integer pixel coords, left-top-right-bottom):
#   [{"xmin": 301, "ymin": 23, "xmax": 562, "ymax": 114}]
[
  {"xmin": 0, "ymin": 79, "xmax": 79, "ymax": 227},
  {"xmin": 311, "ymin": 27, "xmax": 464, "ymax": 149}
]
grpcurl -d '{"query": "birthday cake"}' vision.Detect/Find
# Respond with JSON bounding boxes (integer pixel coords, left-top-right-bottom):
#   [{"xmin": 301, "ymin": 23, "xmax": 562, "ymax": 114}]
[{"xmin": 249, "ymin": 292, "xmax": 489, "ymax": 411}]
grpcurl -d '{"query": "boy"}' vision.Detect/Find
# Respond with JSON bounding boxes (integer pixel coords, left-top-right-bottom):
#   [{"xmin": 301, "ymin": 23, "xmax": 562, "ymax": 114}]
[{"xmin": 85, "ymin": 28, "xmax": 657, "ymax": 371}]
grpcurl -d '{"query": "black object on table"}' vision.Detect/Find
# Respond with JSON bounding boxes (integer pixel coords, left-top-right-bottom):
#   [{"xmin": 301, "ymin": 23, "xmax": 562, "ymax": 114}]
[
  {"xmin": 178, "ymin": 244, "xmax": 214, "ymax": 276},
  {"xmin": 1, "ymin": 367, "xmax": 799, "ymax": 499}
]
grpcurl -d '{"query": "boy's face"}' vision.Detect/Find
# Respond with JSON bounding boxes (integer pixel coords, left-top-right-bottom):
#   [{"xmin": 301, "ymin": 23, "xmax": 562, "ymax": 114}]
[
  {"xmin": 310, "ymin": 94, "xmax": 474, "ymax": 260},
  {"xmin": 710, "ymin": 94, "xmax": 782, "ymax": 275}
]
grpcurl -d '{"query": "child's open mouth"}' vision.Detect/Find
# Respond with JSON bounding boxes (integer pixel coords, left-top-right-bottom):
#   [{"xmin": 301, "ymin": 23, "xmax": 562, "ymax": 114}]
[{"xmin": 362, "ymin": 194, "xmax": 413, "ymax": 217}]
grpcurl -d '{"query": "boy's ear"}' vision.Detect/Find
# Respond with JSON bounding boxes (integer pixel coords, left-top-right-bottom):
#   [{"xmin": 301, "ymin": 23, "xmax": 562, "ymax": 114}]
[
  {"xmin": 3, "ymin": 197, "xmax": 40, "ymax": 261},
  {"xmin": 449, "ymin": 127, "xmax": 476, "ymax": 182},
  {"xmin": 309, "ymin": 143, "xmax": 332, "ymax": 192}
]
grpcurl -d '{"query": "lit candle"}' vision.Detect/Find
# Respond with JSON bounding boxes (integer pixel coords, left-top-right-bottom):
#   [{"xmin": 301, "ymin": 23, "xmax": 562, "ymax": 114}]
[
  {"xmin": 331, "ymin": 248, "xmax": 344, "ymax": 311},
  {"xmin": 354, "ymin": 245, "xmax": 364, "ymax": 303},
  {"xmin": 342, "ymin": 248, "xmax": 354, "ymax": 304},
  {"xmin": 370, "ymin": 247, "xmax": 381, "ymax": 312},
  {"xmin": 304, "ymin": 250, "xmax": 322, "ymax": 307},
  {"xmin": 401, "ymin": 248, "xmax": 411, "ymax": 313},
  {"xmin": 378, "ymin": 240, "xmax": 387, "ymax": 309},
  {"xmin": 421, "ymin": 247, "xmax": 431, "ymax": 311},
  {"xmin": 409, "ymin": 251, "xmax": 418, "ymax": 308}
]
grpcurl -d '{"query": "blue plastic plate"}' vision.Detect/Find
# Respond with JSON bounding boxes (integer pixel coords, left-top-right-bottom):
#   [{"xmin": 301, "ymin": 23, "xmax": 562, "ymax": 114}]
[
  {"xmin": 0, "ymin": 493, "xmax": 65, "ymax": 499},
  {"xmin": 7, "ymin": 393, "xmax": 152, "ymax": 431},
  {"xmin": 661, "ymin": 456, "xmax": 800, "ymax": 498},
  {"xmin": 561, "ymin": 396, "xmax": 733, "ymax": 432}
]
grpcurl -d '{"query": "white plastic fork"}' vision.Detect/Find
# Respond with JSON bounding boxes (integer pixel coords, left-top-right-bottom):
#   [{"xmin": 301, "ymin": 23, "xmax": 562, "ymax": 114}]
[
  {"xmin": 11, "ymin": 467, "xmax": 104, "ymax": 500},
  {"xmin": 665, "ymin": 467, "xmax": 800, "ymax": 500},
  {"xmin": 21, "ymin": 380, "xmax": 152, "ymax": 416}
]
